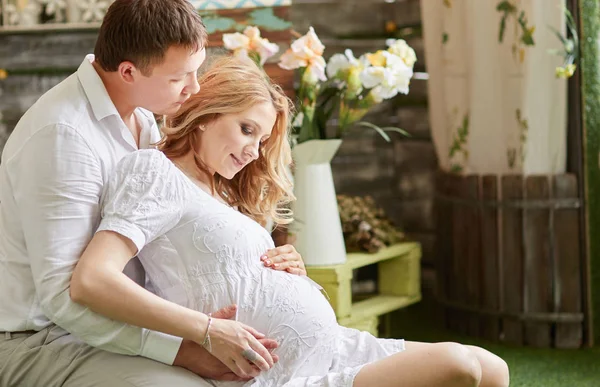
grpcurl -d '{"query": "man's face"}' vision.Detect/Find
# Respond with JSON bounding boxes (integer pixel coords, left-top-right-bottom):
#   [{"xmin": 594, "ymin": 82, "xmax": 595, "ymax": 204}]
[{"xmin": 134, "ymin": 45, "xmax": 206, "ymax": 115}]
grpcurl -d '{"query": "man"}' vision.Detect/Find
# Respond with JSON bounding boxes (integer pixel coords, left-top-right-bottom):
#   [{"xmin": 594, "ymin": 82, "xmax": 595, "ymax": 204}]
[{"xmin": 0, "ymin": 1, "xmax": 277, "ymax": 385}]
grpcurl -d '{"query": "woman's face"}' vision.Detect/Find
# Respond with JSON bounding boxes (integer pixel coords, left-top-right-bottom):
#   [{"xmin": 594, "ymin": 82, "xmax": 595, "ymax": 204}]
[{"xmin": 197, "ymin": 101, "xmax": 277, "ymax": 179}]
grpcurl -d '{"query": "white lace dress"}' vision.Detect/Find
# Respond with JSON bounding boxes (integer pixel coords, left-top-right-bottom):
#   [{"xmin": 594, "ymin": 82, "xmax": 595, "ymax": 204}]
[{"xmin": 98, "ymin": 149, "xmax": 405, "ymax": 387}]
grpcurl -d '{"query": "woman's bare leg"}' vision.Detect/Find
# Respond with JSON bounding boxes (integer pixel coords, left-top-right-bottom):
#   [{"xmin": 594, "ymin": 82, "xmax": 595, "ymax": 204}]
[
  {"xmin": 465, "ymin": 345, "xmax": 510, "ymax": 387},
  {"xmin": 400, "ymin": 342, "xmax": 509, "ymax": 387},
  {"xmin": 353, "ymin": 342, "xmax": 482, "ymax": 387}
]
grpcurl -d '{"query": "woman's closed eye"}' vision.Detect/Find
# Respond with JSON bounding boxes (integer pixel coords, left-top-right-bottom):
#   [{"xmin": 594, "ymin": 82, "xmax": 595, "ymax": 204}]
[{"xmin": 241, "ymin": 124, "xmax": 253, "ymax": 135}]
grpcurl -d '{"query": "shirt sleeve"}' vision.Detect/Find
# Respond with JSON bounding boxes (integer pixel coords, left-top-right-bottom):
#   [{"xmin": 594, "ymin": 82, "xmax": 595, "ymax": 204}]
[
  {"xmin": 10, "ymin": 125, "xmax": 182, "ymax": 365},
  {"xmin": 97, "ymin": 149, "xmax": 187, "ymax": 253}
]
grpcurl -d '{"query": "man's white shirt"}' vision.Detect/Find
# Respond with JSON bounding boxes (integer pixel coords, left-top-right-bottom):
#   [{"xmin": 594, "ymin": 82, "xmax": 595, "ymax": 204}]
[{"xmin": 0, "ymin": 55, "xmax": 182, "ymax": 365}]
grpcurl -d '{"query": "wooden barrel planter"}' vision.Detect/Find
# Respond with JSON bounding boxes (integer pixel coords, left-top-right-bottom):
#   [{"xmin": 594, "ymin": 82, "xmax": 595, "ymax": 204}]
[{"xmin": 435, "ymin": 171, "xmax": 585, "ymax": 348}]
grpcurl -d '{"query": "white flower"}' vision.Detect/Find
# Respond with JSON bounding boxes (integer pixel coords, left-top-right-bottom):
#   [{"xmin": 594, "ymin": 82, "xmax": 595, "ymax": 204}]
[
  {"xmin": 40, "ymin": 0, "xmax": 66, "ymax": 16},
  {"xmin": 278, "ymin": 27, "xmax": 327, "ymax": 84},
  {"xmin": 386, "ymin": 38, "xmax": 417, "ymax": 68},
  {"xmin": 223, "ymin": 33, "xmax": 251, "ymax": 57},
  {"xmin": 361, "ymin": 52, "xmax": 413, "ymax": 103},
  {"xmin": 223, "ymin": 26, "xmax": 279, "ymax": 65},
  {"xmin": 78, "ymin": 0, "xmax": 109, "ymax": 22},
  {"xmin": 326, "ymin": 49, "xmax": 367, "ymax": 78}
]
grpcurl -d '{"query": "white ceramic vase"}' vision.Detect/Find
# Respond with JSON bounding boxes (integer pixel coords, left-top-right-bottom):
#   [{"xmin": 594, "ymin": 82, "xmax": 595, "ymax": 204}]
[{"xmin": 291, "ymin": 139, "xmax": 347, "ymax": 266}]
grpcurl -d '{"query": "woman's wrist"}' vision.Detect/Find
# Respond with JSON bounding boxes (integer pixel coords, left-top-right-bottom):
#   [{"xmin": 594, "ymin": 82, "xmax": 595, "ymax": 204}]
[
  {"xmin": 201, "ymin": 313, "xmax": 213, "ymax": 352},
  {"xmin": 189, "ymin": 311, "xmax": 211, "ymax": 345}
]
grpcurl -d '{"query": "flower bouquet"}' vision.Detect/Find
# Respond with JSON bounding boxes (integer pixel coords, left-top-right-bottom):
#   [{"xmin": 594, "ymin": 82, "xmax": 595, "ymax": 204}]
[{"xmin": 224, "ymin": 26, "xmax": 417, "ymax": 144}]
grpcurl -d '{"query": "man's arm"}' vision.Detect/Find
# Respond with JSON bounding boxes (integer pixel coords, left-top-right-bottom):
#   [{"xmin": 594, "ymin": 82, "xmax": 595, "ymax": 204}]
[{"xmin": 10, "ymin": 125, "xmax": 181, "ymax": 364}]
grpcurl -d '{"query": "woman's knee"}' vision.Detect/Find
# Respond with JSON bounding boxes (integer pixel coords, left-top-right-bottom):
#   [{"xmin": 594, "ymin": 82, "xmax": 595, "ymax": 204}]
[
  {"xmin": 476, "ymin": 348, "xmax": 510, "ymax": 387},
  {"xmin": 434, "ymin": 342, "xmax": 482, "ymax": 386},
  {"xmin": 491, "ymin": 356, "xmax": 510, "ymax": 387}
]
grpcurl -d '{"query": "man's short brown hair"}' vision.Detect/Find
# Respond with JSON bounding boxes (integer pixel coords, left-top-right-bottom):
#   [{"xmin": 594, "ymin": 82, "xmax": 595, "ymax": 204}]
[{"xmin": 94, "ymin": 0, "xmax": 208, "ymax": 75}]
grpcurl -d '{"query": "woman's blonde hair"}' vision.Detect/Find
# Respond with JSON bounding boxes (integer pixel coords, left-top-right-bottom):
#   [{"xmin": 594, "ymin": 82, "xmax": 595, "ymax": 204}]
[{"xmin": 157, "ymin": 55, "xmax": 295, "ymax": 226}]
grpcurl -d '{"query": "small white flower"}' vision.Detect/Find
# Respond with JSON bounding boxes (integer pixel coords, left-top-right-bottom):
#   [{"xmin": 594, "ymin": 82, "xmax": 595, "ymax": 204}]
[
  {"xmin": 223, "ymin": 32, "xmax": 251, "ymax": 51},
  {"xmin": 361, "ymin": 51, "xmax": 413, "ymax": 102},
  {"xmin": 279, "ymin": 27, "xmax": 327, "ymax": 84},
  {"xmin": 223, "ymin": 26, "xmax": 279, "ymax": 65},
  {"xmin": 326, "ymin": 49, "xmax": 366, "ymax": 78},
  {"xmin": 386, "ymin": 38, "xmax": 417, "ymax": 68},
  {"xmin": 78, "ymin": 0, "xmax": 109, "ymax": 22}
]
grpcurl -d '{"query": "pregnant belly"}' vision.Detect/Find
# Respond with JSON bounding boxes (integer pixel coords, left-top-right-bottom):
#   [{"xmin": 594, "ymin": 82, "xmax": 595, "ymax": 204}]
[{"xmin": 233, "ymin": 268, "xmax": 338, "ymax": 342}]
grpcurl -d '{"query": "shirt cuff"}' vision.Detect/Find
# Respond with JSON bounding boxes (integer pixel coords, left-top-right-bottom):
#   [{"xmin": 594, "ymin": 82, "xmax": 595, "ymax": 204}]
[
  {"xmin": 97, "ymin": 218, "xmax": 146, "ymax": 253},
  {"xmin": 141, "ymin": 330, "xmax": 183, "ymax": 365}
]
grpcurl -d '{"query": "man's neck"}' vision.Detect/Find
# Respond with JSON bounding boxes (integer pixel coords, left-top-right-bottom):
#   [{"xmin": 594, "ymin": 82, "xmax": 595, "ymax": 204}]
[
  {"xmin": 92, "ymin": 62, "xmax": 136, "ymax": 123},
  {"xmin": 92, "ymin": 62, "xmax": 140, "ymax": 146}
]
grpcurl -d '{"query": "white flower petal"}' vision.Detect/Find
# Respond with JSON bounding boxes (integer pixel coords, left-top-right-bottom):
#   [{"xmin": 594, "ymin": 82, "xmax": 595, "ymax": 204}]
[
  {"xmin": 344, "ymin": 49, "xmax": 359, "ymax": 65},
  {"xmin": 278, "ymin": 49, "xmax": 308, "ymax": 70},
  {"xmin": 244, "ymin": 26, "xmax": 261, "ymax": 40},
  {"xmin": 311, "ymin": 56, "xmax": 327, "ymax": 82},
  {"xmin": 255, "ymin": 39, "xmax": 279, "ymax": 65},
  {"xmin": 326, "ymin": 53, "xmax": 350, "ymax": 78},
  {"xmin": 223, "ymin": 33, "xmax": 250, "ymax": 51},
  {"xmin": 290, "ymin": 26, "xmax": 325, "ymax": 58},
  {"xmin": 360, "ymin": 67, "xmax": 386, "ymax": 88},
  {"xmin": 386, "ymin": 38, "xmax": 417, "ymax": 68}
]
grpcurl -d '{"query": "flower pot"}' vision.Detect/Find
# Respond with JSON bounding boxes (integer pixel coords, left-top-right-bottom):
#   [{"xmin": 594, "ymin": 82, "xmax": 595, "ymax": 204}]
[{"xmin": 291, "ymin": 139, "xmax": 347, "ymax": 266}]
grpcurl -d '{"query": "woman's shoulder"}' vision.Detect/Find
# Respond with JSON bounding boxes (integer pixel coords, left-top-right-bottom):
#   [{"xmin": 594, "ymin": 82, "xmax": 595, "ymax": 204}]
[{"xmin": 116, "ymin": 149, "xmax": 172, "ymax": 176}]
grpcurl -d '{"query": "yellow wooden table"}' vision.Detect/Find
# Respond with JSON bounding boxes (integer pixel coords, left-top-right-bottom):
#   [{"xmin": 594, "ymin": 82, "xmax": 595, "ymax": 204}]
[{"xmin": 307, "ymin": 242, "xmax": 422, "ymax": 337}]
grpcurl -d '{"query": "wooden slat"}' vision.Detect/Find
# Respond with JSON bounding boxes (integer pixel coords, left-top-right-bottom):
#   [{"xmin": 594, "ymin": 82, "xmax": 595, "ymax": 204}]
[
  {"xmin": 481, "ymin": 175, "xmax": 500, "ymax": 341},
  {"xmin": 339, "ymin": 294, "xmax": 421, "ymax": 325},
  {"xmin": 435, "ymin": 172, "xmax": 452, "ymax": 328},
  {"xmin": 464, "ymin": 175, "xmax": 481, "ymax": 336},
  {"xmin": 501, "ymin": 175, "xmax": 524, "ymax": 345},
  {"xmin": 554, "ymin": 174, "xmax": 583, "ymax": 348},
  {"xmin": 523, "ymin": 175, "xmax": 552, "ymax": 347},
  {"xmin": 451, "ymin": 173, "xmax": 468, "ymax": 335}
]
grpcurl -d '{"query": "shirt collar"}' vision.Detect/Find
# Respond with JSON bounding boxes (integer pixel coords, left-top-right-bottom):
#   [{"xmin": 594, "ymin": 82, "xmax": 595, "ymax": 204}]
[{"xmin": 77, "ymin": 54, "xmax": 121, "ymax": 122}]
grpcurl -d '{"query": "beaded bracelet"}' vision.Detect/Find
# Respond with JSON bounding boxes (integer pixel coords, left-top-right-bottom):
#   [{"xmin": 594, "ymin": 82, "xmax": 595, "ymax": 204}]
[{"xmin": 201, "ymin": 313, "xmax": 213, "ymax": 353}]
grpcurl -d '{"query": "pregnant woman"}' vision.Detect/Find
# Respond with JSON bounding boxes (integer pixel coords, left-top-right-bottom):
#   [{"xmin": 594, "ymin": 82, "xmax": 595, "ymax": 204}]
[{"xmin": 70, "ymin": 55, "xmax": 509, "ymax": 387}]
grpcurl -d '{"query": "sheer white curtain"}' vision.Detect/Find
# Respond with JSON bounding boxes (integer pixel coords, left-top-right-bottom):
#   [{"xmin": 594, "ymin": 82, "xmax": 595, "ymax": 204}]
[{"xmin": 420, "ymin": 0, "xmax": 567, "ymax": 175}]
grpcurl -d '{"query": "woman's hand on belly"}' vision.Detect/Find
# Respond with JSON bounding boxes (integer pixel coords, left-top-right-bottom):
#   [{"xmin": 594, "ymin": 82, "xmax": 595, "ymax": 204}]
[{"xmin": 260, "ymin": 244, "xmax": 307, "ymax": 276}]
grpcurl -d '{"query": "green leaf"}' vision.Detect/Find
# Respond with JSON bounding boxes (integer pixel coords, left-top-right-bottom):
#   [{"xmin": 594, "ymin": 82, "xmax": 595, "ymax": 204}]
[
  {"xmin": 450, "ymin": 164, "xmax": 463, "ymax": 174},
  {"xmin": 381, "ymin": 126, "xmax": 412, "ymax": 137},
  {"xmin": 521, "ymin": 32, "xmax": 535, "ymax": 46},
  {"xmin": 496, "ymin": 1, "xmax": 516, "ymax": 13},
  {"xmin": 449, "ymin": 142, "xmax": 460, "ymax": 158},
  {"xmin": 499, "ymin": 16, "xmax": 507, "ymax": 43},
  {"xmin": 354, "ymin": 121, "xmax": 391, "ymax": 142},
  {"xmin": 442, "ymin": 32, "xmax": 449, "ymax": 44}
]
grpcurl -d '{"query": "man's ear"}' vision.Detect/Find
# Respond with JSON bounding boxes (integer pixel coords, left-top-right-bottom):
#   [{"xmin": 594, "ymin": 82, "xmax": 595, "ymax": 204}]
[{"xmin": 117, "ymin": 61, "xmax": 138, "ymax": 84}]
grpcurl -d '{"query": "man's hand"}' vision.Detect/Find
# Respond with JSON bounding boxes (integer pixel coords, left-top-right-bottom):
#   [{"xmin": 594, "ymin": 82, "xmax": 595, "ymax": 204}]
[{"xmin": 173, "ymin": 304, "xmax": 279, "ymax": 381}]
